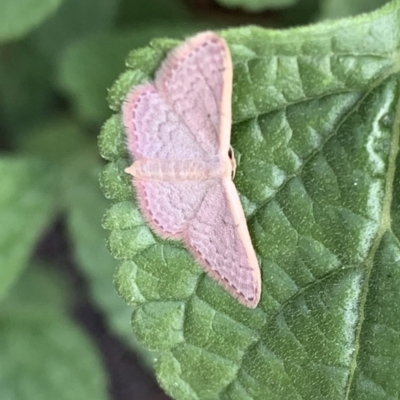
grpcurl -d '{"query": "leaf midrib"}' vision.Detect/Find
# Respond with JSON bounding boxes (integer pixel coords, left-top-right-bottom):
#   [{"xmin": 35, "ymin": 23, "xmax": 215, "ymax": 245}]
[{"xmin": 344, "ymin": 75, "xmax": 400, "ymax": 398}]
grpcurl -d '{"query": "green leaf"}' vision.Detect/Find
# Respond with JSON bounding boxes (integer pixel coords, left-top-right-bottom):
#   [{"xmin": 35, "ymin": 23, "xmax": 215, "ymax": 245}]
[
  {"xmin": 15, "ymin": 117, "xmax": 91, "ymax": 163},
  {"xmin": 99, "ymin": 1, "xmax": 400, "ymax": 399},
  {"xmin": 321, "ymin": 0, "xmax": 391, "ymax": 19},
  {"xmin": 0, "ymin": 156, "xmax": 56, "ymax": 301},
  {"xmin": 0, "ymin": 43, "xmax": 55, "ymax": 138},
  {"xmin": 5, "ymin": 262, "xmax": 71, "ymax": 309},
  {"xmin": 29, "ymin": 0, "xmax": 119, "ymax": 62},
  {"xmin": 215, "ymin": 0, "xmax": 298, "ymax": 12},
  {"xmin": 63, "ymin": 148, "xmax": 155, "ymax": 368},
  {"xmin": 0, "ymin": 263, "xmax": 108, "ymax": 400},
  {"xmin": 0, "ymin": 0, "xmax": 63, "ymax": 42}
]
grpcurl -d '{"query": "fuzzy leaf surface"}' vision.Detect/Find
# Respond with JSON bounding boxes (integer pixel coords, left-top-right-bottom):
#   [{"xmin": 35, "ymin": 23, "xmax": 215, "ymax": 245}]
[{"xmin": 99, "ymin": 1, "xmax": 400, "ymax": 398}]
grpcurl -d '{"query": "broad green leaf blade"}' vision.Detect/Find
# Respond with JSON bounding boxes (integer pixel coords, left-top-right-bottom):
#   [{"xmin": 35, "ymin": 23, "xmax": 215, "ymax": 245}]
[
  {"xmin": 0, "ymin": 156, "xmax": 56, "ymax": 301},
  {"xmin": 0, "ymin": 264, "xmax": 108, "ymax": 400},
  {"xmin": 0, "ymin": 0, "xmax": 63, "ymax": 42},
  {"xmin": 107, "ymin": 2, "xmax": 400, "ymax": 124},
  {"xmin": 62, "ymin": 148, "xmax": 155, "ymax": 368},
  {"xmin": 99, "ymin": 1, "xmax": 400, "ymax": 398},
  {"xmin": 215, "ymin": 0, "xmax": 298, "ymax": 12}
]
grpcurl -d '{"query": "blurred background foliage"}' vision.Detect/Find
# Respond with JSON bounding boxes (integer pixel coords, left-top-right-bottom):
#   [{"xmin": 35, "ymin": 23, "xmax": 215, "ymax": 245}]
[{"xmin": 0, "ymin": 0, "xmax": 392, "ymax": 399}]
